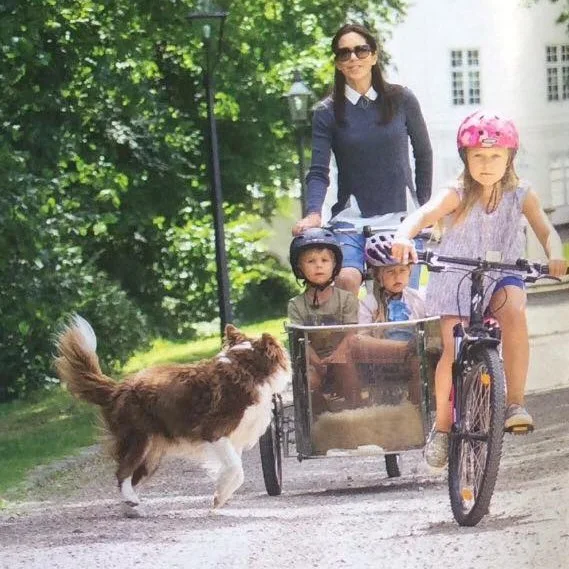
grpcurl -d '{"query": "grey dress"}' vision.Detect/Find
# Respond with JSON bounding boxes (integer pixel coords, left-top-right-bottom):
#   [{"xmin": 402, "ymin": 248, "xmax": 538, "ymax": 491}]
[{"xmin": 426, "ymin": 184, "xmax": 529, "ymax": 318}]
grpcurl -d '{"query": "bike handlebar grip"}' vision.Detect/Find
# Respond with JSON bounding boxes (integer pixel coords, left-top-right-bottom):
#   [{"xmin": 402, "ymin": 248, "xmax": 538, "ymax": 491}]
[{"xmin": 363, "ymin": 225, "xmax": 373, "ymax": 238}]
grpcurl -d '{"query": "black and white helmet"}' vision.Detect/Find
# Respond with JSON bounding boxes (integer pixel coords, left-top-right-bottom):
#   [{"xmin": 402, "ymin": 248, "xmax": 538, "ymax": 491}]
[{"xmin": 289, "ymin": 228, "xmax": 343, "ymax": 280}]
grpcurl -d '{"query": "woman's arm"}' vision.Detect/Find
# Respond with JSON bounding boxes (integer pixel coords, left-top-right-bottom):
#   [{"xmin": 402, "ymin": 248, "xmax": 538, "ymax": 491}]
[
  {"xmin": 392, "ymin": 188, "xmax": 460, "ymax": 263},
  {"xmin": 404, "ymin": 89, "xmax": 433, "ymax": 206},
  {"xmin": 522, "ymin": 189, "xmax": 568, "ymax": 277},
  {"xmin": 292, "ymin": 103, "xmax": 333, "ymax": 235}
]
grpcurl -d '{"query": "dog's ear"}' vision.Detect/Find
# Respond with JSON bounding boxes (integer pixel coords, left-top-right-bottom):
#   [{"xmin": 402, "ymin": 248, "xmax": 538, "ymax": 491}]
[
  {"xmin": 224, "ymin": 324, "xmax": 245, "ymax": 345},
  {"xmin": 260, "ymin": 333, "xmax": 278, "ymax": 357},
  {"xmin": 259, "ymin": 333, "xmax": 288, "ymax": 370}
]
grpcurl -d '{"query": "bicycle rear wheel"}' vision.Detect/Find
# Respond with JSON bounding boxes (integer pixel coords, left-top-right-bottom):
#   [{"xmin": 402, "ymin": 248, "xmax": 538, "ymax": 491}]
[{"xmin": 448, "ymin": 345, "xmax": 505, "ymax": 526}]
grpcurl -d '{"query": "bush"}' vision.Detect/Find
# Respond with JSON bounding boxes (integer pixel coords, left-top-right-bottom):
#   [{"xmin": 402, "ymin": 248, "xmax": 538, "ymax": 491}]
[
  {"xmin": 0, "ymin": 230, "xmax": 150, "ymax": 402},
  {"xmin": 234, "ymin": 266, "xmax": 301, "ymax": 323}
]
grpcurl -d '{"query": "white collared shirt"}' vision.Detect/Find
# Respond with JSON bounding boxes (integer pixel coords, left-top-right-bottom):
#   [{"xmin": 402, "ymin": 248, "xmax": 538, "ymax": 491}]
[{"xmin": 344, "ymin": 84, "xmax": 378, "ymax": 105}]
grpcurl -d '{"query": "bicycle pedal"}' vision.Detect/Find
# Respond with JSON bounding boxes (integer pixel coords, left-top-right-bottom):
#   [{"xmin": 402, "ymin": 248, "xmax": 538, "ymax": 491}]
[{"xmin": 504, "ymin": 424, "xmax": 534, "ymax": 434}]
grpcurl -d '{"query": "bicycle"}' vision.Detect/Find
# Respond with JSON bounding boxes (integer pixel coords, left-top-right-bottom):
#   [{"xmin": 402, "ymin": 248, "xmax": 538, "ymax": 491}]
[{"xmin": 416, "ymin": 248, "xmax": 556, "ymax": 526}]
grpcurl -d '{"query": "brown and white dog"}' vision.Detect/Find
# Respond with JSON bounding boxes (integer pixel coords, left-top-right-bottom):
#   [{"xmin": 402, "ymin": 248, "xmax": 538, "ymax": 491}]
[{"xmin": 54, "ymin": 315, "xmax": 290, "ymax": 511}]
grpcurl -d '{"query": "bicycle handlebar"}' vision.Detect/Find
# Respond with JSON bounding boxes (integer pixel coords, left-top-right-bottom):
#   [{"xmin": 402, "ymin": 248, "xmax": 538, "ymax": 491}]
[
  {"xmin": 328, "ymin": 224, "xmax": 435, "ymax": 241},
  {"xmin": 325, "ymin": 224, "xmax": 567, "ymax": 281},
  {"xmin": 416, "ymin": 249, "xmax": 560, "ymax": 282}
]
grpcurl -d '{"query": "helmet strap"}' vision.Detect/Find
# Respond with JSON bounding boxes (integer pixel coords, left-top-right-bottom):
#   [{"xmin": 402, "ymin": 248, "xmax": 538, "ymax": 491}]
[{"xmin": 307, "ymin": 280, "xmax": 334, "ymax": 307}]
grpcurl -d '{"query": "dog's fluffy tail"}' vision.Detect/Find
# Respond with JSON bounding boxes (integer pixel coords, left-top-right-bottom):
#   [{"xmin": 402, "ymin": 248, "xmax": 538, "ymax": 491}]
[{"xmin": 54, "ymin": 315, "xmax": 115, "ymax": 407}]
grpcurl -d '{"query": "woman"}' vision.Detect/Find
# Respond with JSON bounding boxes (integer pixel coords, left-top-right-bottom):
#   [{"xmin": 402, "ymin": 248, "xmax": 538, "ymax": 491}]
[{"xmin": 292, "ymin": 23, "xmax": 433, "ymax": 295}]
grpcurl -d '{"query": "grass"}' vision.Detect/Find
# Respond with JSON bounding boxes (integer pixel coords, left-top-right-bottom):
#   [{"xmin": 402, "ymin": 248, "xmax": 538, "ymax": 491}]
[
  {"xmin": 0, "ymin": 317, "xmax": 287, "ymax": 497},
  {"xmin": 123, "ymin": 317, "xmax": 287, "ymax": 373},
  {"xmin": 0, "ymin": 391, "xmax": 99, "ymax": 497}
]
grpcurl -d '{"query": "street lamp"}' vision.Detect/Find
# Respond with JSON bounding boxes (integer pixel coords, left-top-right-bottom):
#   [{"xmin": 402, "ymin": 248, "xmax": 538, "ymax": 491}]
[
  {"xmin": 188, "ymin": 1, "xmax": 233, "ymax": 338},
  {"xmin": 285, "ymin": 70, "xmax": 312, "ymax": 217}
]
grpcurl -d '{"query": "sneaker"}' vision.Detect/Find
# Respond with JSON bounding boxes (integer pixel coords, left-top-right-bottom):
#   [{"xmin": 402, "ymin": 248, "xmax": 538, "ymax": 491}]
[
  {"xmin": 504, "ymin": 404, "xmax": 534, "ymax": 433},
  {"xmin": 424, "ymin": 427, "xmax": 449, "ymax": 468}
]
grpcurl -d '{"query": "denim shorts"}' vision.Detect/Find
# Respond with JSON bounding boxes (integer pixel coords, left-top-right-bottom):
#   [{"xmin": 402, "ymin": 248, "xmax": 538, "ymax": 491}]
[
  {"xmin": 493, "ymin": 275, "xmax": 525, "ymax": 294},
  {"xmin": 328, "ymin": 221, "xmax": 424, "ymax": 289},
  {"xmin": 329, "ymin": 221, "xmax": 366, "ymax": 274}
]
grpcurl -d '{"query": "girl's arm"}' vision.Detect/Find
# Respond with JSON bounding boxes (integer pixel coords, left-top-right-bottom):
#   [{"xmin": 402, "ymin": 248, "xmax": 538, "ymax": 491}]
[
  {"xmin": 522, "ymin": 189, "xmax": 568, "ymax": 277},
  {"xmin": 392, "ymin": 188, "xmax": 460, "ymax": 264}
]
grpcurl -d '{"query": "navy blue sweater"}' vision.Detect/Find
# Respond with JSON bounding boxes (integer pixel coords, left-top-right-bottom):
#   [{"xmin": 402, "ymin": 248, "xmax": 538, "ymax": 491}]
[{"xmin": 306, "ymin": 87, "xmax": 433, "ymax": 217}]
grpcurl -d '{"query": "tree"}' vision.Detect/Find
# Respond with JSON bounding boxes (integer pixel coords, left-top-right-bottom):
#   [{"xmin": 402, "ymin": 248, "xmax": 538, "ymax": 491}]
[{"xmin": 0, "ymin": 0, "xmax": 407, "ymax": 399}]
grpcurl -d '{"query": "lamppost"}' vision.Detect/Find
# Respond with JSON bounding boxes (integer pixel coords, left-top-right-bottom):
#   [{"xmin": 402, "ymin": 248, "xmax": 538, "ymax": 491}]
[
  {"xmin": 285, "ymin": 70, "xmax": 312, "ymax": 217},
  {"xmin": 188, "ymin": 1, "xmax": 233, "ymax": 338}
]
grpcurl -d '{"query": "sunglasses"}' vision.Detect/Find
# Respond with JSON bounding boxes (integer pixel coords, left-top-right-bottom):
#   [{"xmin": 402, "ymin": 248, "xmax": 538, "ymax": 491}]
[{"xmin": 334, "ymin": 44, "xmax": 373, "ymax": 63}]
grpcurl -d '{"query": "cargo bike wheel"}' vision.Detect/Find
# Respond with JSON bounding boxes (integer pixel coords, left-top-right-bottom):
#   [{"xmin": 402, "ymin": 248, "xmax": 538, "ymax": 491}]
[
  {"xmin": 385, "ymin": 454, "xmax": 401, "ymax": 478},
  {"xmin": 448, "ymin": 346, "xmax": 505, "ymax": 526},
  {"xmin": 259, "ymin": 394, "xmax": 284, "ymax": 496}
]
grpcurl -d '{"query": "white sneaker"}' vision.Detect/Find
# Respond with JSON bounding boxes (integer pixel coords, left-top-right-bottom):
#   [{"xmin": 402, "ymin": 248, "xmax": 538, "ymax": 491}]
[
  {"xmin": 504, "ymin": 404, "xmax": 534, "ymax": 433},
  {"xmin": 424, "ymin": 426, "xmax": 449, "ymax": 468}
]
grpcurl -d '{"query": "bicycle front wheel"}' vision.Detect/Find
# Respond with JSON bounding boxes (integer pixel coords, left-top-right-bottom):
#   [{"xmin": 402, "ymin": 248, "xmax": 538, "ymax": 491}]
[{"xmin": 448, "ymin": 345, "xmax": 505, "ymax": 526}]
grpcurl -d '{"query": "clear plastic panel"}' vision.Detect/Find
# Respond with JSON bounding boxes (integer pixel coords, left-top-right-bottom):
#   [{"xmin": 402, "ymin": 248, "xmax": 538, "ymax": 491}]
[{"xmin": 287, "ymin": 318, "xmax": 442, "ymax": 456}]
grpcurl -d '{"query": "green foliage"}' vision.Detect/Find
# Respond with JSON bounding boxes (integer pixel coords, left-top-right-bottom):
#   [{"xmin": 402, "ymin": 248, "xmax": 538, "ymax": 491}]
[
  {"xmin": 0, "ymin": 390, "xmax": 98, "ymax": 496},
  {"xmin": 0, "ymin": 0, "xmax": 407, "ymax": 398},
  {"xmin": 234, "ymin": 264, "xmax": 301, "ymax": 323}
]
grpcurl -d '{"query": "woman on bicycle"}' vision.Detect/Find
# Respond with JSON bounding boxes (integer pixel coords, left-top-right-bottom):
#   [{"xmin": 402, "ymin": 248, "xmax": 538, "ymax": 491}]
[
  {"xmin": 292, "ymin": 22, "xmax": 432, "ymax": 296},
  {"xmin": 390, "ymin": 110, "xmax": 567, "ymax": 468}
]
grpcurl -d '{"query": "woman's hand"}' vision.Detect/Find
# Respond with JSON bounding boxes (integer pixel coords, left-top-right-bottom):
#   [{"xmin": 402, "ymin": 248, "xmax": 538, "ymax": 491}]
[
  {"xmin": 548, "ymin": 257, "xmax": 568, "ymax": 278},
  {"xmin": 391, "ymin": 236, "xmax": 418, "ymax": 264},
  {"xmin": 292, "ymin": 213, "xmax": 322, "ymax": 236}
]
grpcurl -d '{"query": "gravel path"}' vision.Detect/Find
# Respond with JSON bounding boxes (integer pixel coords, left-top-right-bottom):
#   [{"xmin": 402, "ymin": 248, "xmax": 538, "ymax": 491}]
[{"xmin": 1, "ymin": 388, "xmax": 568, "ymax": 569}]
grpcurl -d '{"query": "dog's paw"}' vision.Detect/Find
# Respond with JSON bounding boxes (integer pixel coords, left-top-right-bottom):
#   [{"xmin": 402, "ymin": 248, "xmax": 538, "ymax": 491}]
[
  {"xmin": 213, "ymin": 494, "xmax": 221, "ymax": 509},
  {"xmin": 212, "ymin": 493, "xmax": 229, "ymax": 509},
  {"xmin": 121, "ymin": 502, "xmax": 143, "ymax": 519}
]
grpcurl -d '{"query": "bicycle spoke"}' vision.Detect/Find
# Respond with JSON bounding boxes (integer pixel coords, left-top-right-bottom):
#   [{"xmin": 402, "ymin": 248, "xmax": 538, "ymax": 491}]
[{"xmin": 457, "ymin": 361, "xmax": 492, "ymax": 512}]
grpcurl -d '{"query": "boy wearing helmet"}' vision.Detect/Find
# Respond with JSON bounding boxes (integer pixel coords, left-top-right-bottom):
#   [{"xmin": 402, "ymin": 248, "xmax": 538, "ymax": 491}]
[
  {"xmin": 288, "ymin": 228, "xmax": 361, "ymax": 410},
  {"xmin": 390, "ymin": 110, "xmax": 567, "ymax": 468}
]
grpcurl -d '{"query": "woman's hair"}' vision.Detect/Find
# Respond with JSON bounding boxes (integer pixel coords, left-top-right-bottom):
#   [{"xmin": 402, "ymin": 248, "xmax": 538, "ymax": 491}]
[
  {"xmin": 330, "ymin": 23, "xmax": 402, "ymax": 125},
  {"xmin": 452, "ymin": 149, "xmax": 520, "ymax": 224}
]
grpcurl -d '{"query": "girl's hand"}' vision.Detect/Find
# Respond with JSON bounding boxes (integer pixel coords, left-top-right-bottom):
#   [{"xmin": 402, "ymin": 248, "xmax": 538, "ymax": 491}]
[
  {"xmin": 292, "ymin": 213, "xmax": 322, "ymax": 236},
  {"xmin": 391, "ymin": 237, "xmax": 418, "ymax": 264},
  {"xmin": 548, "ymin": 258, "xmax": 568, "ymax": 278}
]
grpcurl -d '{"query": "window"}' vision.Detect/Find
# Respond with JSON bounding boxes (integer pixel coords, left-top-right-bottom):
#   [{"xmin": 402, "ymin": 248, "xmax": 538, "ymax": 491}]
[
  {"xmin": 546, "ymin": 44, "xmax": 569, "ymax": 101},
  {"xmin": 450, "ymin": 49, "xmax": 480, "ymax": 106},
  {"xmin": 550, "ymin": 154, "xmax": 569, "ymax": 207}
]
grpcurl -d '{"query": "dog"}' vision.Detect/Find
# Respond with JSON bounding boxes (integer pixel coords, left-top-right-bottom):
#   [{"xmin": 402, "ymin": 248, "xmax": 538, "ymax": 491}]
[{"xmin": 54, "ymin": 315, "xmax": 290, "ymax": 511}]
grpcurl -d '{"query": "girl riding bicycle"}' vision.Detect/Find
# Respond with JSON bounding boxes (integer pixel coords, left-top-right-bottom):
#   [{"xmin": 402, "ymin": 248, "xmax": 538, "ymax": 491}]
[{"xmin": 390, "ymin": 110, "xmax": 568, "ymax": 468}]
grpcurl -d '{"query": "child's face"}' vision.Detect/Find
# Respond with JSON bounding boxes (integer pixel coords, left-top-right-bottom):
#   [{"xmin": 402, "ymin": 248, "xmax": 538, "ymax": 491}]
[
  {"xmin": 377, "ymin": 264, "xmax": 411, "ymax": 294},
  {"xmin": 466, "ymin": 147, "xmax": 510, "ymax": 189},
  {"xmin": 299, "ymin": 248, "xmax": 335, "ymax": 286}
]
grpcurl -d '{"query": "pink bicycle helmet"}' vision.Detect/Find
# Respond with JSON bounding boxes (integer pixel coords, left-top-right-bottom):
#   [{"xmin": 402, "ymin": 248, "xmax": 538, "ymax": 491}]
[
  {"xmin": 364, "ymin": 232, "xmax": 398, "ymax": 267},
  {"xmin": 457, "ymin": 110, "xmax": 519, "ymax": 150}
]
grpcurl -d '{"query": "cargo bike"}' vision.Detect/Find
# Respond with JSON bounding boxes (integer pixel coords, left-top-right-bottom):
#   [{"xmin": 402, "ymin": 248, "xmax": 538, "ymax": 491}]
[{"xmin": 259, "ymin": 231, "xmax": 555, "ymax": 526}]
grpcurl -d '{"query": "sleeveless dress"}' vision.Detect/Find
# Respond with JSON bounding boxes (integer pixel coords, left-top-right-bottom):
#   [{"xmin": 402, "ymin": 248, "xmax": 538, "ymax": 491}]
[{"xmin": 426, "ymin": 184, "xmax": 529, "ymax": 318}]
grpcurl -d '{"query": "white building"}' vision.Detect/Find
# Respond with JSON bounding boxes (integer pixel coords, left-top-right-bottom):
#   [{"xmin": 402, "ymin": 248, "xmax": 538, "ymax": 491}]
[{"xmin": 385, "ymin": 0, "xmax": 569, "ymax": 254}]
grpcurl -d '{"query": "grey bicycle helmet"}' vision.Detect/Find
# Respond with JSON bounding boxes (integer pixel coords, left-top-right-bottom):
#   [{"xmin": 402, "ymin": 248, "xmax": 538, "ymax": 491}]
[
  {"xmin": 289, "ymin": 228, "xmax": 343, "ymax": 281},
  {"xmin": 364, "ymin": 231, "xmax": 397, "ymax": 267}
]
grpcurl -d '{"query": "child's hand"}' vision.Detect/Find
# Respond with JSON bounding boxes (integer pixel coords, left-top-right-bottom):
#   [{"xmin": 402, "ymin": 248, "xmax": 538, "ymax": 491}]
[
  {"xmin": 391, "ymin": 237, "xmax": 417, "ymax": 264},
  {"xmin": 548, "ymin": 258, "xmax": 568, "ymax": 278}
]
